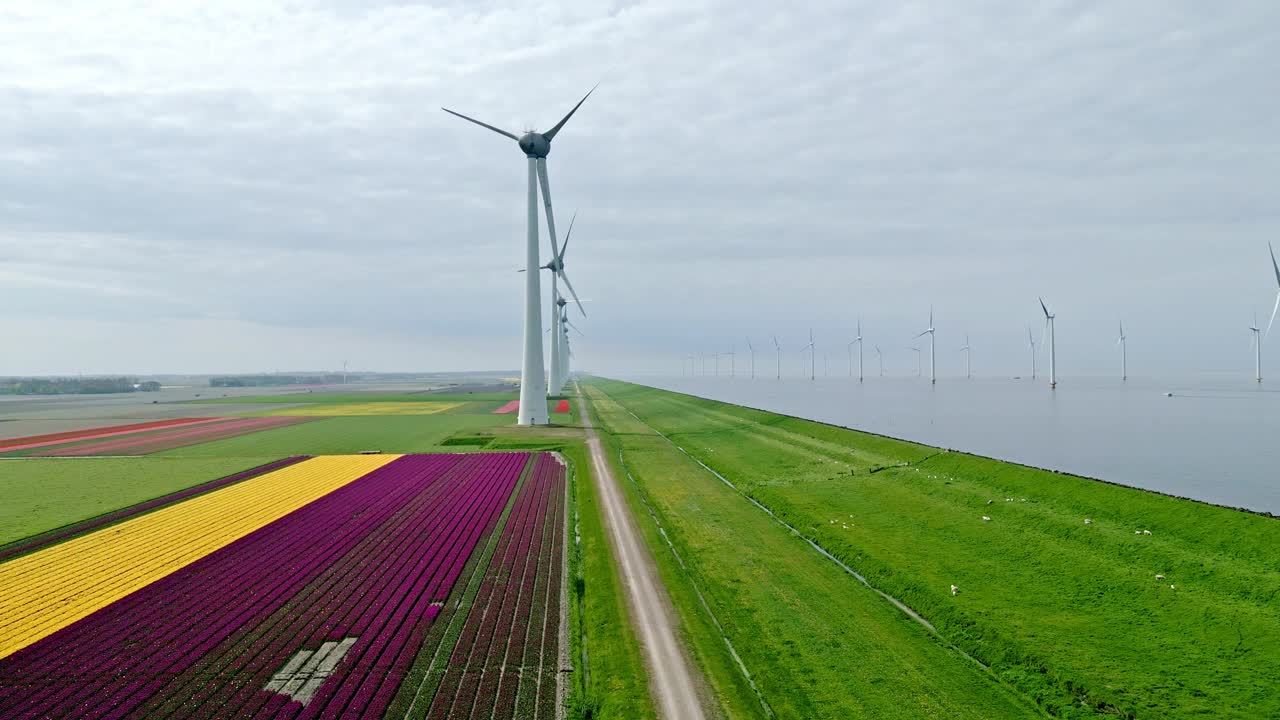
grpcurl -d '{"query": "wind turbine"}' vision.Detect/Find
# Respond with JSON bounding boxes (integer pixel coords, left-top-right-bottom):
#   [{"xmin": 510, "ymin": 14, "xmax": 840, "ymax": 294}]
[
  {"xmin": 542, "ymin": 213, "xmax": 585, "ymax": 395},
  {"xmin": 1251, "ymin": 313, "xmax": 1262, "ymax": 383},
  {"xmin": 914, "ymin": 307, "xmax": 936, "ymax": 384},
  {"xmin": 1040, "ymin": 298, "xmax": 1058, "ymax": 389},
  {"xmin": 802, "ymin": 329, "xmax": 815, "ymax": 381},
  {"xmin": 714, "ymin": 352, "xmax": 720, "ymax": 377},
  {"xmin": 729, "ymin": 344, "xmax": 736, "ymax": 378},
  {"xmin": 1027, "ymin": 327, "xmax": 1037, "ymax": 380},
  {"xmin": 442, "ymin": 86, "xmax": 596, "ymax": 425},
  {"xmin": 1267, "ymin": 242, "xmax": 1280, "ymax": 341},
  {"xmin": 773, "ymin": 336, "xmax": 782, "ymax": 380},
  {"xmin": 1117, "ymin": 320, "xmax": 1127, "ymax": 381},
  {"xmin": 747, "ymin": 339, "xmax": 756, "ymax": 379},
  {"xmin": 875, "ymin": 346, "xmax": 884, "ymax": 377},
  {"xmin": 960, "ymin": 334, "xmax": 971, "ymax": 379},
  {"xmin": 908, "ymin": 346, "xmax": 922, "ymax": 377},
  {"xmin": 855, "ymin": 318, "xmax": 864, "ymax": 382}
]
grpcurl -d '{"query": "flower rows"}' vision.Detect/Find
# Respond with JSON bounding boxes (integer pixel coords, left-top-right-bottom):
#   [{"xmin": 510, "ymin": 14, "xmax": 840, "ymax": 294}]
[
  {"xmin": 0, "ymin": 452, "xmax": 528, "ymax": 719},
  {"xmin": 0, "ymin": 417, "xmax": 225, "ymax": 454},
  {"xmin": 30, "ymin": 416, "xmax": 313, "ymax": 456},
  {"xmin": 426, "ymin": 453, "xmax": 567, "ymax": 719}
]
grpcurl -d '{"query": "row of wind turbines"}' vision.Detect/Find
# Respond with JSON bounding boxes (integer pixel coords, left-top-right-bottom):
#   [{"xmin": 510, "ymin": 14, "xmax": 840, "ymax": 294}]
[
  {"xmin": 442, "ymin": 87, "xmax": 597, "ymax": 425},
  {"xmin": 684, "ymin": 244, "xmax": 1280, "ymax": 387}
]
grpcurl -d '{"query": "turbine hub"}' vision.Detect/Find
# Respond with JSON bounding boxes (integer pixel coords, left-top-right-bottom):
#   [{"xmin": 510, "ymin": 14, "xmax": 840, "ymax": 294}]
[
  {"xmin": 556, "ymin": 297, "xmax": 567, "ymax": 307},
  {"xmin": 519, "ymin": 132, "xmax": 550, "ymax": 158}
]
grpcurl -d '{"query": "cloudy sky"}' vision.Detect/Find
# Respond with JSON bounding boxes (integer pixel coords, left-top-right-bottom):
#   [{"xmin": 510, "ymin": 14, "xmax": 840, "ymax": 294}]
[{"xmin": 1, "ymin": 1, "xmax": 1277, "ymax": 378}]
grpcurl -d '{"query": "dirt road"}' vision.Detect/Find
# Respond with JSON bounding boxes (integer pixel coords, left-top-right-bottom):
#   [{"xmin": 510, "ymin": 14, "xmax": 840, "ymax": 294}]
[{"xmin": 578, "ymin": 388, "xmax": 710, "ymax": 720}]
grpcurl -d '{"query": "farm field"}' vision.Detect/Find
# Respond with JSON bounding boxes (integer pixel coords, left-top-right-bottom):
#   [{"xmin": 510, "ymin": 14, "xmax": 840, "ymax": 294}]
[
  {"xmin": 0, "ymin": 456, "xmax": 279, "ymax": 546},
  {"xmin": 0, "ymin": 451, "xmax": 569, "ymax": 719},
  {"xmin": 261, "ymin": 401, "xmax": 464, "ymax": 416},
  {"xmin": 587, "ymin": 378, "xmax": 1280, "ymax": 719}
]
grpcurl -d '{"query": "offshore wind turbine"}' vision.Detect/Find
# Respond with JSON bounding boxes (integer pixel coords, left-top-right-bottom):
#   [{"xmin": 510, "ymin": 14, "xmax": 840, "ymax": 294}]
[
  {"xmin": 875, "ymin": 346, "xmax": 884, "ymax": 377},
  {"xmin": 442, "ymin": 86, "xmax": 596, "ymax": 425},
  {"xmin": 747, "ymin": 339, "xmax": 756, "ymax": 379},
  {"xmin": 855, "ymin": 318, "xmax": 864, "ymax": 382},
  {"xmin": 1251, "ymin": 313, "xmax": 1262, "ymax": 382},
  {"xmin": 773, "ymin": 336, "xmax": 782, "ymax": 380},
  {"xmin": 1027, "ymin": 327, "xmax": 1037, "ymax": 380},
  {"xmin": 1268, "ymin": 242, "xmax": 1280, "ymax": 341},
  {"xmin": 960, "ymin": 334, "xmax": 971, "ymax": 379},
  {"xmin": 1040, "ymin": 298, "xmax": 1058, "ymax": 389},
  {"xmin": 909, "ymin": 346, "xmax": 922, "ymax": 377},
  {"xmin": 914, "ymin": 307, "xmax": 936, "ymax": 384},
  {"xmin": 1117, "ymin": 320, "xmax": 1127, "ymax": 381},
  {"xmin": 802, "ymin": 329, "xmax": 815, "ymax": 381}
]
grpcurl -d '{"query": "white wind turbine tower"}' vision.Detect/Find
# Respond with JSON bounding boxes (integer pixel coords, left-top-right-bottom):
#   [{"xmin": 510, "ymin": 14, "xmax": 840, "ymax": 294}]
[
  {"xmin": 847, "ymin": 318, "xmax": 863, "ymax": 381},
  {"xmin": 914, "ymin": 308, "xmax": 936, "ymax": 384},
  {"xmin": 747, "ymin": 339, "xmax": 756, "ymax": 379},
  {"xmin": 1251, "ymin": 313, "xmax": 1262, "ymax": 383},
  {"xmin": 875, "ymin": 346, "xmax": 884, "ymax": 377},
  {"xmin": 773, "ymin": 336, "xmax": 782, "ymax": 380},
  {"xmin": 1039, "ymin": 298, "xmax": 1058, "ymax": 389},
  {"xmin": 802, "ymin": 329, "xmax": 815, "ymax": 381},
  {"xmin": 960, "ymin": 334, "xmax": 972, "ymax": 379},
  {"xmin": 443, "ymin": 86, "xmax": 596, "ymax": 425},
  {"xmin": 1027, "ymin": 327, "xmax": 1037, "ymax": 380},
  {"xmin": 1117, "ymin": 320, "xmax": 1127, "ymax": 381}
]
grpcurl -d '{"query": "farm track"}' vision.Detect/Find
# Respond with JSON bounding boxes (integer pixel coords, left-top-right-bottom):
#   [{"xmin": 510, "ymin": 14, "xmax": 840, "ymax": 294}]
[
  {"xmin": 0, "ymin": 455, "xmax": 398, "ymax": 661},
  {"xmin": 579, "ymin": 385, "xmax": 710, "ymax": 720},
  {"xmin": 0, "ymin": 451, "xmax": 569, "ymax": 720},
  {"xmin": 0, "ymin": 456, "xmax": 309, "ymax": 564}
]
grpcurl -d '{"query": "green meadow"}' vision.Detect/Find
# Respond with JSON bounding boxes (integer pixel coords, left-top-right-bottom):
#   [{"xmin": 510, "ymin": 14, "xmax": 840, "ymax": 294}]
[
  {"xmin": 586, "ymin": 377, "xmax": 1280, "ymax": 719},
  {"xmin": 0, "ymin": 457, "xmax": 273, "ymax": 545}
]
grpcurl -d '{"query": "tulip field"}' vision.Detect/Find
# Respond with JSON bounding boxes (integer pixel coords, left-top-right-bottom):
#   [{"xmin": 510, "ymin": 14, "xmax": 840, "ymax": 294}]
[
  {"xmin": 0, "ymin": 451, "xmax": 567, "ymax": 719},
  {"xmin": 0, "ymin": 417, "xmax": 314, "ymax": 457}
]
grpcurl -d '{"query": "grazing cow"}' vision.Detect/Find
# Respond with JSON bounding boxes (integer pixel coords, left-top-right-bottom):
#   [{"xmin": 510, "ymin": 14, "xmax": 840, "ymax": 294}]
[
  {"xmin": 1084, "ymin": 519, "xmax": 1093, "ymax": 525},
  {"xmin": 950, "ymin": 584, "xmax": 959, "ymax": 596},
  {"xmin": 981, "ymin": 516, "xmax": 992, "ymax": 522},
  {"xmin": 1143, "ymin": 530, "xmax": 1152, "ymax": 535},
  {"xmin": 1155, "ymin": 574, "xmax": 1165, "ymax": 580}
]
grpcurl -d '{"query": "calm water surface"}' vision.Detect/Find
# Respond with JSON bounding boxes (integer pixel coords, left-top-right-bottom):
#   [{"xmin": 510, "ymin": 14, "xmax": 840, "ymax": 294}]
[{"xmin": 618, "ymin": 374, "xmax": 1280, "ymax": 514}]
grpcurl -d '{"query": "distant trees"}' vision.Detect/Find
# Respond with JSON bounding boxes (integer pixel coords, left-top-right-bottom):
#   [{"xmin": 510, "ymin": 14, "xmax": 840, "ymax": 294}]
[
  {"xmin": 209, "ymin": 374, "xmax": 347, "ymax": 388},
  {"xmin": 0, "ymin": 377, "xmax": 150, "ymax": 395}
]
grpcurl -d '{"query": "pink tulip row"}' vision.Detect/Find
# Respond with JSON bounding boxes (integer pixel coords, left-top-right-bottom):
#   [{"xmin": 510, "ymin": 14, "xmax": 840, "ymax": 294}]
[
  {"xmin": 426, "ymin": 453, "xmax": 567, "ymax": 719},
  {"xmin": 33, "ymin": 416, "xmax": 312, "ymax": 456}
]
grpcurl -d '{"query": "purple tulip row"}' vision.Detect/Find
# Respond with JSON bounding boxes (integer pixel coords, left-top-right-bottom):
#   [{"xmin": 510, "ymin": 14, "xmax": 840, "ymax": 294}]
[
  {"xmin": 0, "ymin": 452, "xmax": 530, "ymax": 720},
  {"xmin": 426, "ymin": 453, "xmax": 567, "ymax": 720},
  {"xmin": 0, "ymin": 456, "xmax": 308, "ymax": 564}
]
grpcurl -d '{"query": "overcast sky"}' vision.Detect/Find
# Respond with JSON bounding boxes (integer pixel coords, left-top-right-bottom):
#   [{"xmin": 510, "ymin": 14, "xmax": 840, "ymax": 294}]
[{"xmin": 1, "ymin": 1, "xmax": 1277, "ymax": 378}]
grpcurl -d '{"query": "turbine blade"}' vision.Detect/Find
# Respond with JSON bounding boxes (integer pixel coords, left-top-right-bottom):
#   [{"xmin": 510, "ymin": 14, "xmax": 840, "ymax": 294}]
[
  {"xmin": 1272, "ymin": 242, "xmax": 1280, "ymax": 288},
  {"xmin": 440, "ymin": 107, "xmax": 519, "ymax": 141},
  {"xmin": 559, "ymin": 211, "xmax": 577, "ymax": 262},
  {"xmin": 559, "ymin": 270, "xmax": 586, "ymax": 317},
  {"xmin": 543, "ymin": 83, "xmax": 598, "ymax": 142},
  {"xmin": 1266, "ymin": 291, "xmax": 1280, "ymax": 342},
  {"xmin": 1039, "ymin": 297, "xmax": 1050, "ymax": 318},
  {"xmin": 913, "ymin": 330, "xmax": 929, "ymax": 339},
  {"xmin": 535, "ymin": 158, "xmax": 560, "ymax": 265}
]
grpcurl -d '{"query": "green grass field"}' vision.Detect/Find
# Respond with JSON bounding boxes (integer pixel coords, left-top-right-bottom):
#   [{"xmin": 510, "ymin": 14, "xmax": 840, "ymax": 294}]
[
  {"xmin": 583, "ymin": 381, "xmax": 1041, "ymax": 719},
  {"xmin": 0, "ymin": 457, "xmax": 274, "ymax": 545},
  {"xmin": 588, "ymin": 378, "xmax": 1280, "ymax": 719}
]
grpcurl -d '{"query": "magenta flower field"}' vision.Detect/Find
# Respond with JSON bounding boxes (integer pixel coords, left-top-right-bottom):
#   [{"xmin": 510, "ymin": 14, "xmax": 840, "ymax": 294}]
[{"xmin": 0, "ymin": 451, "xmax": 568, "ymax": 719}]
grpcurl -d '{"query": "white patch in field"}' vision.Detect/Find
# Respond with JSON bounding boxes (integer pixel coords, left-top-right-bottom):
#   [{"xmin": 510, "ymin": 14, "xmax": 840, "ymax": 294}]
[{"xmin": 264, "ymin": 637, "xmax": 358, "ymax": 705}]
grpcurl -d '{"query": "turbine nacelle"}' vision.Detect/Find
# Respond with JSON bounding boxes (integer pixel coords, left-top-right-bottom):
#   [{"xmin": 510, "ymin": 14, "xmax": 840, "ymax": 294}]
[{"xmin": 518, "ymin": 132, "xmax": 552, "ymax": 158}]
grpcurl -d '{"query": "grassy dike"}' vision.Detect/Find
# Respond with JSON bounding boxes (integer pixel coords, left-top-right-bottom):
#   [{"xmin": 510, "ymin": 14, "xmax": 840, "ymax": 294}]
[
  {"xmin": 582, "ymin": 381, "xmax": 1043, "ymax": 719},
  {"xmin": 587, "ymin": 377, "xmax": 1280, "ymax": 719}
]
